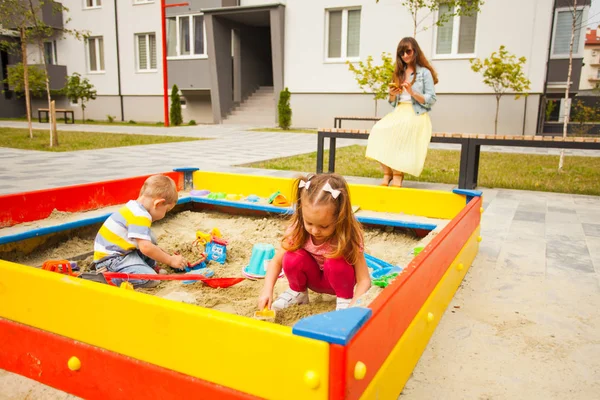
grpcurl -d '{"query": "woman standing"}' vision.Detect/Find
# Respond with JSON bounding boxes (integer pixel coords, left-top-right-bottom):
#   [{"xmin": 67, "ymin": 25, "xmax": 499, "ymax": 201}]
[{"xmin": 366, "ymin": 37, "xmax": 438, "ymax": 187}]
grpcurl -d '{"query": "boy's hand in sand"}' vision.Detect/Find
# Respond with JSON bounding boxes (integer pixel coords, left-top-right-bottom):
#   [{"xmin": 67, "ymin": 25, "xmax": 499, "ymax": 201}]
[{"xmin": 169, "ymin": 254, "xmax": 188, "ymax": 270}]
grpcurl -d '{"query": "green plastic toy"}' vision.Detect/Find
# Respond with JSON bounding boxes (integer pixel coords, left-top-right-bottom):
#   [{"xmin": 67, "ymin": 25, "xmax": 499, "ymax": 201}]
[
  {"xmin": 372, "ymin": 273, "xmax": 399, "ymax": 288},
  {"xmin": 207, "ymin": 192, "xmax": 226, "ymax": 200}
]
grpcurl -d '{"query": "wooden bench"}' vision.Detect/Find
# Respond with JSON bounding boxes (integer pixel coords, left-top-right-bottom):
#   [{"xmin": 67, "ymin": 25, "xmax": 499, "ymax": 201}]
[
  {"xmin": 317, "ymin": 128, "xmax": 600, "ymax": 189},
  {"xmin": 38, "ymin": 108, "xmax": 75, "ymax": 124}
]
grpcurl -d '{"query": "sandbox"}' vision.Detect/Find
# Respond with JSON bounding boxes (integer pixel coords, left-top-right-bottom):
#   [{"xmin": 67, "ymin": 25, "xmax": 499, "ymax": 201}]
[{"xmin": 0, "ymin": 169, "xmax": 482, "ymax": 399}]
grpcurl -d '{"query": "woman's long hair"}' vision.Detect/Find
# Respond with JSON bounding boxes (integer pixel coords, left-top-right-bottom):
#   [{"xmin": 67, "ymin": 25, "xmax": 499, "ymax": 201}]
[{"xmin": 393, "ymin": 37, "xmax": 439, "ymax": 86}]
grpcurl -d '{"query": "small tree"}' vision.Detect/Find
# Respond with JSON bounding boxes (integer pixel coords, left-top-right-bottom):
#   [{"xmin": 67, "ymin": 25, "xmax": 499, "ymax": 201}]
[
  {"xmin": 65, "ymin": 73, "xmax": 97, "ymax": 123},
  {"xmin": 278, "ymin": 87, "xmax": 292, "ymax": 130},
  {"xmin": 558, "ymin": 0, "xmax": 582, "ymax": 171},
  {"xmin": 347, "ymin": 53, "xmax": 394, "ymax": 117},
  {"xmin": 0, "ymin": 0, "xmax": 86, "ymax": 144},
  {"xmin": 470, "ymin": 46, "xmax": 531, "ymax": 135},
  {"xmin": 170, "ymin": 85, "xmax": 183, "ymax": 126},
  {"xmin": 5, "ymin": 63, "xmax": 47, "ymax": 97},
  {"xmin": 571, "ymin": 100, "xmax": 600, "ymax": 136},
  {"xmin": 376, "ymin": 0, "xmax": 483, "ymax": 37}
]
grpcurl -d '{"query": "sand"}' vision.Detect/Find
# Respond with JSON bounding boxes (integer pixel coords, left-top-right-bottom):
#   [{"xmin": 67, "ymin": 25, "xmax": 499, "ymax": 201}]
[{"xmin": 13, "ymin": 209, "xmax": 430, "ymax": 326}]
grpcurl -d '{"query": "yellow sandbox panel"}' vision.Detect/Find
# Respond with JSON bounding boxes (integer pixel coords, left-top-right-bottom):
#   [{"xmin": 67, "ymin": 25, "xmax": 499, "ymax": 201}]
[
  {"xmin": 348, "ymin": 184, "xmax": 465, "ymax": 220},
  {"xmin": 360, "ymin": 226, "xmax": 480, "ymax": 400},
  {"xmin": 193, "ymin": 171, "xmax": 296, "ymax": 200},
  {"xmin": 0, "ymin": 261, "xmax": 329, "ymax": 400},
  {"xmin": 193, "ymin": 171, "xmax": 465, "ymax": 220}
]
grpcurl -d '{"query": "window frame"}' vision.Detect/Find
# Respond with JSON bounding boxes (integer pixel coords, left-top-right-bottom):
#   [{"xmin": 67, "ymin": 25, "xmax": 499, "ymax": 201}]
[
  {"xmin": 44, "ymin": 40, "xmax": 58, "ymax": 65},
  {"xmin": 135, "ymin": 32, "xmax": 157, "ymax": 73},
  {"xmin": 83, "ymin": 0, "xmax": 102, "ymax": 9},
  {"xmin": 432, "ymin": 5, "xmax": 479, "ymax": 60},
  {"xmin": 86, "ymin": 36, "xmax": 105, "ymax": 74},
  {"xmin": 324, "ymin": 7, "xmax": 361, "ymax": 63},
  {"xmin": 166, "ymin": 14, "xmax": 208, "ymax": 60},
  {"xmin": 133, "ymin": 0, "xmax": 154, "ymax": 4},
  {"xmin": 550, "ymin": 6, "xmax": 588, "ymax": 60}
]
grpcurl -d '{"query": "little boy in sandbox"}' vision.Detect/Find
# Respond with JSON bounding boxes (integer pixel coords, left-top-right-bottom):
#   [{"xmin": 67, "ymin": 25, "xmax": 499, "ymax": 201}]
[{"xmin": 91, "ymin": 175, "xmax": 188, "ymax": 288}]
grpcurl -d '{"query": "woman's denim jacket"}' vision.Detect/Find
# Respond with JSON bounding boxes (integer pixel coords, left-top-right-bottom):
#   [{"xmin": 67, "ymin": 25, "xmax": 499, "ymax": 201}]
[{"xmin": 389, "ymin": 66, "xmax": 437, "ymax": 116}]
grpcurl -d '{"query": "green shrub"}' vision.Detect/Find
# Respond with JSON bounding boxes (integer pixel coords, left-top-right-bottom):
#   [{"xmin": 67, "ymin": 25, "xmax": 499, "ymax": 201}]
[
  {"xmin": 278, "ymin": 87, "xmax": 292, "ymax": 130},
  {"xmin": 170, "ymin": 85, "xmax": 183, "ymax": 126}
]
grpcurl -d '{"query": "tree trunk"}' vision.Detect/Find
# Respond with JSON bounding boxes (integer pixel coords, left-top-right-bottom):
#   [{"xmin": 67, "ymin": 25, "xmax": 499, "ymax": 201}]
[
  {"xmin": 559, "ymin": 0, "xmax": 577, "ymax": 172},
  {"xmin": 494, "ymin": 95, "xmax": 501, "ymax": 135},
  {"xmin": 50, "ymin": 100, "xmax": 57, "ymax": 144},
  {"xmin": 413, "ymin": 6, "xmax": 418, "ymax": 37},
  {"xmin": 38, "ymin": 40, "xmax": 57, "ymax": 147},
  {"xmin": 82, "ymin": 104, "xmax": 86, "ymax": 123},
  {"xmin": 374, "ymin": 98, "xmax": 378, "ymax": 117},
  {"xmin": 20, "ymin": 28, "xmax": 33, "ymax": 139}
]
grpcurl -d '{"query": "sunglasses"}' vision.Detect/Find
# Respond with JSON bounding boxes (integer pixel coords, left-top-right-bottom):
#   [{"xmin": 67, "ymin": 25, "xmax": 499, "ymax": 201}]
[{"xmin": 399, "ymin": 48, "xmax": 414, "ymax": 57}]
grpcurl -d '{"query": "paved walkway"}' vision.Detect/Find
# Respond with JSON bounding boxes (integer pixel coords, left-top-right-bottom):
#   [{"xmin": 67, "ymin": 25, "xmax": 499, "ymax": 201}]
[
  {"xmin": 0, "ymin": 121, "xmax": 599, "ymax": 399},
  {"xmin": 1, "ymin": 121, "xmax": 600, "ymax": 195}
]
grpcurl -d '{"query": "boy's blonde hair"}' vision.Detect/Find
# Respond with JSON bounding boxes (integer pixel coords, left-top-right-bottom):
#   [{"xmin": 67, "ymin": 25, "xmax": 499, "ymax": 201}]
[{"xmin": 139, "ymin": 175, "xmax": 178, "ymax": 205}]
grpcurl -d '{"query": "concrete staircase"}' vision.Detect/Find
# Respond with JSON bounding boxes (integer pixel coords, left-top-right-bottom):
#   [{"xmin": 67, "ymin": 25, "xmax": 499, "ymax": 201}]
[{"xmin": 223, "ymin": 86, "xmax": 276, "ymax": 126}]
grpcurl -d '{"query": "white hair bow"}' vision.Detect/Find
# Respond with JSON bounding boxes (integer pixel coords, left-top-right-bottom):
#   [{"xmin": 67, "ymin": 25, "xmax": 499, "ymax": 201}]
[
  {"xmin": 322, "ymin": 181, "xmax": 341, "ymax": 199},
  {"xmin": 299, "ymin": 180, "xmax": 311, "ymax": 189}
]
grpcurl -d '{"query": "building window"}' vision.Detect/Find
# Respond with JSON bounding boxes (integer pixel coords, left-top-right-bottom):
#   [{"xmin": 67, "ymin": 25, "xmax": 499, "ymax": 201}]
[
  {"xmin": 325, "ymin": 8, "xmax": 361, "ymax": 61},
  {"xmin": 545, "ymin": 98, "xmax": 571, "ymax": 123},
  {"xmin": 44, "ymin": 41, "xmax": 57, "ymax": 65},
  {"xmin": 85, "ymin": 0, "xmax": 102, "ymax": 8},
  {"xmin": 434, "ymin": 3, "xmax": 478, "ymax": 57},
  {"xmin": 136, "ymin": 33, "xmax": 157, "ymax": 71},
  {"xmin": 87, "ymin": 36, "xmax": 105, "ymax": 72},
  {"xmin": 166, "ymin": 14, "xmax": 206, "ymax": 59},
  {"xmin": 552, "ymin": 8, "xmax": 585, "ymax": 58}
]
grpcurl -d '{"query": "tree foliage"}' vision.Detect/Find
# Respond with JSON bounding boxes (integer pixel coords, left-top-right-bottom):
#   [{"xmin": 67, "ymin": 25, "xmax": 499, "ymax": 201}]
[{"xmin": 347, "ymin": 53, "xmax": 394, "ymax": 116}]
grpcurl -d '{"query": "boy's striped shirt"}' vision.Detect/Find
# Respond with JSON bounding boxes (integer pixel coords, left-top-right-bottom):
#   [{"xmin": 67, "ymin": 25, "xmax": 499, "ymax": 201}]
[{"xmin": 93, "ymin": 200, "xmax": 153, "ymax": 262}]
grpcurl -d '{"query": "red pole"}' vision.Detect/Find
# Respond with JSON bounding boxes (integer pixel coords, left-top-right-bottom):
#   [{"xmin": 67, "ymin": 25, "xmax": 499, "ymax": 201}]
[{"xmin": 161, "ymin": 0, "xmax": 169, "ymax": 127}]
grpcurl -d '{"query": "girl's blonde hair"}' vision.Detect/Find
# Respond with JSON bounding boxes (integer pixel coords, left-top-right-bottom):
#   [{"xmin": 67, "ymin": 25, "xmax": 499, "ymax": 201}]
[
  {"xmin": 393, "ymin": 37, "xmax": 439, "ymax": 86},
  {"xmin": 282, "ymin": 173, "xmax": 363, "ymax": 265},
  {"xmin": 139, "ymin": 175, "xmax": 178, "ymax": 205}
]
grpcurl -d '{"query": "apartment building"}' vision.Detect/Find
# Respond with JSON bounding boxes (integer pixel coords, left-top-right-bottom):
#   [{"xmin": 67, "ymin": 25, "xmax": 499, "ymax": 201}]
[
  {"xmin": 6, "ymin": 0, "xmax": 592, "ymax": 135},
  {"xmin": 580, "ymin": 26, "xmax": 600, "ymax": 91}
]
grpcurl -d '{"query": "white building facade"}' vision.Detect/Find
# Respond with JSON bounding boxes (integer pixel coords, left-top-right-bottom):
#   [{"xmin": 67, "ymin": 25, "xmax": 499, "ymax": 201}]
[{"xmin": 21, "ymin": 0, "xmax": 590, "ymax": 135}]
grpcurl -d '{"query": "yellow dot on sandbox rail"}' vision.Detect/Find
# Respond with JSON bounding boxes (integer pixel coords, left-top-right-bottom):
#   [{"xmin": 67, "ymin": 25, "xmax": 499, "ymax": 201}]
[
  {"xmin": 354, "ymin": 361, "xmax": 367, "ymax": 380},
  {"xmin": 304, "ymin": 370, "xmax": 320, "ymax": 389},
  {"xmin": 457, "ymin": 263, "xmax": 464, "ymax": 271},
  {"xmin": 68, "ymin": 356, "xmax": 81, "ymax": 371},
  {"xmin": 480, "ymin": 207, "xmax": 484, "ymax": 214},
  {"xmin": 477, "ymin": 236, "xmax": 483, "ymax": 242},
  {"xmin": 427, "ymin": 312, "xmax": 435, "ymax": 323}
]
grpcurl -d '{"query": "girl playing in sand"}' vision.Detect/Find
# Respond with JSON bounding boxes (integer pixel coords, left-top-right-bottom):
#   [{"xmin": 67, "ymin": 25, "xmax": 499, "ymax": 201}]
[{"xmin": 258, "ymin": 173, "xmax": 371, "ymax": 311}]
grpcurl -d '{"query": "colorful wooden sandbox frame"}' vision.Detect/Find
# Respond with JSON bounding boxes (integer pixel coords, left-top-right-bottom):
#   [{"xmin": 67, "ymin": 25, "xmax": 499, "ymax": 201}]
[{"xmin": 0, "ymin": 169, "xmax": 482, "ymax": 399}]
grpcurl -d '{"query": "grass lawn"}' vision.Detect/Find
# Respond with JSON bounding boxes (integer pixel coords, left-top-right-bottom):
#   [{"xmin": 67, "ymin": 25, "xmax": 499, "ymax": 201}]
[
  {"xmin": 246, "ymin": 145, "xmax": 600, "ymax": 196},
  {"xmin": 0, "ymin": 127, "xmax": 205, "ymax": 152},
  {"xmin": 247, "ymin": 127, "xmax": 317, "ymax": 134},
  {"xmin": 0, "ymin": 117, "xmax": 200, "ymax": 127}
]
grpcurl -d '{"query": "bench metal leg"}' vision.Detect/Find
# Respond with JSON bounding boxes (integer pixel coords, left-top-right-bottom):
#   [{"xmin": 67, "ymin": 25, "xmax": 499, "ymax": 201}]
[
  {"xmin": 316, "ymin": 132, "xmax": 325, "ymax": 174},
  {"xmin": 457, "ymin": 140, "xmax": 470, "ymax": 189},
  {"xmin": 465, "ymin": 143, "xmax": 481, "ymax": 189},
  {"xmin": 68, "ymin": 112, "xmax": 74, "ymax": 124},
  {"xmin": 328, "ymin": 138, "xmax": 337, "ymax": 173}
]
